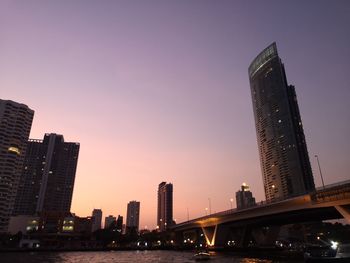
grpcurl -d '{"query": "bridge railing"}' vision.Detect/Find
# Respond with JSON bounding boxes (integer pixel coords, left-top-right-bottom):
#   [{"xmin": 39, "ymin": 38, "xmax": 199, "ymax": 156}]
[{"xmin": 311, "ymin": 180, "xmax": 350, "ymax": 204}]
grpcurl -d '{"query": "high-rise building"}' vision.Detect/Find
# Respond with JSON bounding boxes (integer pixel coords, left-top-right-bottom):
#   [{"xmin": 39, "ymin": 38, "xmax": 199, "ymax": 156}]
[
  {"xmin": 104, "ymin": 215, "xmax": 116, "ymax": 229},
  {"xmin": 248, "ymin": 43, "xmax": 315, "ymax": 202},
  {"xmin": 157, "ymin": 182, "xmax": 173, "ymax": 231},
  {"xmin": 91, "ymin": 209, "xmax": 102, "ymax": 232},
  {"xmin": 116, "ymin": 215, "xmax": 123, "ymax": 233},
  {"xmin": 126, "ymin": 201, "xmax": 140, "ymax": 232},
  {"xmin": 13, "ymin": 133, "xmax": 80, "ymax": 215},
  {"xmin": 0, "ymin": 99, "xmax": 34, "ymax": 232},
  {"xmin": 235, "ymin": 183, "xmax": 256, "ymax": 210}
]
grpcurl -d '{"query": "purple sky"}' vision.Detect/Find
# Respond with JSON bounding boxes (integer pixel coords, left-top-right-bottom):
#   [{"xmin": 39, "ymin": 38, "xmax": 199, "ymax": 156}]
[{"xmin": 1, "ymin": 0, "xmax": 349, "ymax": 228}]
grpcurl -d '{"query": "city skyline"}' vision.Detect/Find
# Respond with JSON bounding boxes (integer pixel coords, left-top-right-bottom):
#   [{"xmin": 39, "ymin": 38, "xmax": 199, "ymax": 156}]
[{"xmin": 1, "ymin": 1, "xmax": 349, "ymax": 229}]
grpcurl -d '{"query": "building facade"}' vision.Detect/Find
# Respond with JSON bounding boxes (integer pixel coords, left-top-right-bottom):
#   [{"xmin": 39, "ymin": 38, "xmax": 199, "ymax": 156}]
[
  {"xmin": 13, "ymin": 133, "xmax": 80, "ymax": 215},
  {"xmin": 91, "ymin": 209, "xmax": 102, "ymax": 232},
  {"xmin": 157, "ymin": 182, "xmax": 174, "ymax": 231},
  {"xmin": 248, "ymin": 43, "xmax": 315, "ymax": 202},
  {"xmin": 126, "ymin": 201, "xmax": 140, "ymax": 233},
  {"xmin": 0, "ymin": 99, "xmax": 34, "ymax": 232},
  {"xmin": 235, "ymin": 183, "xmax": 256, "ymax": 210}
]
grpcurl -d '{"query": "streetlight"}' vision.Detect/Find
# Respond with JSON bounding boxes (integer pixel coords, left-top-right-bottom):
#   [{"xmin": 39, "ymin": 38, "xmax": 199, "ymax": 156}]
[
  {"xmin": 315, "ymin": 155, "xmax": 325, "ymax": 189},
  {"xmin": 208, "ymin": 198, "xmax": 212, "ymax": 214},
  {"xmin": 230, "ymin": 198, "xmax": 234, "ymax": 209},
  {"xmin": 205, "ymin": 207, "xmax": 208, "ymax": 216}
]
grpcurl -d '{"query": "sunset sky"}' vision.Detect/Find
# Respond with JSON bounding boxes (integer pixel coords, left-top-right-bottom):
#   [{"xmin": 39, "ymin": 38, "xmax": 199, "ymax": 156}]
[{"xmin": 1, "ymin": 0, "xmax": 349, "ymax": 229}]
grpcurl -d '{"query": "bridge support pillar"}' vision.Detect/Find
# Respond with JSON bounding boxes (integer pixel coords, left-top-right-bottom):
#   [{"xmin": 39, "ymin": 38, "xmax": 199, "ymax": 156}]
[
  {"xmin": 251, "ymin": 226, "xmax": 281, "ymax": 247},
  {"xmin": 335, "ymin": 205, "xmax": 350, "ymax": 223}
]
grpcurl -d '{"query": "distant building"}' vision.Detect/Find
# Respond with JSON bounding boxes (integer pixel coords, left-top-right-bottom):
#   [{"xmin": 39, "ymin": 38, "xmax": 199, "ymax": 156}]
[
  {"xmin": 62, "ymin": 215, "xmax": 92, "ymax": 235},
  {"xmin": 0, "ymin": 99, "xmax": 34, "ymax": 232},
  {"xmin": 126, "ymin": 201, "xmax": 140, "ymax": 233},
  {"xmin": 8, "ymin": 215, "xmax": 40, "ymax": 235},
  {"xmin": 248, "ymin": 43, "xmax": 315, "ymax": 202},
  {"xmin": 91, "ymin": 209, "xmax": 102, "ymax": 232},
  {"xmin": 13, "ymin": 133, "xmax": 80, "ymax": 215},
  {"xmin": 116, "ymin": 215, "xmax": 123, "ymax": 233},
  {"xmin": 37, "ymin": 211, "xmax": 71, "ymax": 233},
  {"xmin": 236, "ymin": 183, "xmax": 256, "ymax": 210},
  {"xmin": 157, "ymin": 182, "xmax": 174, "ymax": 231},
  {"xmin": 104, "ymin": 215, "xmax": 116, "ymax": 229},
  {"xmin": 9, "ymin": 212, "xmax": 92, "ymax": 235}
]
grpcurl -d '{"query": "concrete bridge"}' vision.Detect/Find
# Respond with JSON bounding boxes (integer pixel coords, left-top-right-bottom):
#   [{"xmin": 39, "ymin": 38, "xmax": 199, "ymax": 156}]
[{"xmin": 171, "ymin": 180, "xmax": 350, "ymax": 248}]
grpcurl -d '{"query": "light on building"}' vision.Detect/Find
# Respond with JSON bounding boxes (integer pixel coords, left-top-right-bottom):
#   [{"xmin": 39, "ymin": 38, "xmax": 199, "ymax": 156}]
[{"xmin": 8, "ymin": 146, "xmax": 20, "ymax": 155}]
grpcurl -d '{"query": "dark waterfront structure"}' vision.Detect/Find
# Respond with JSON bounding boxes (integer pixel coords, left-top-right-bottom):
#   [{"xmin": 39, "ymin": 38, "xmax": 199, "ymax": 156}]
[
  {"xmin": 91, "ymin": 208, "xmax": 102, "ymax": 232},
  {"xmin": 116, "ymin": 215, "xmax": 123, "ymax": 232},
  {"xmin": 126, "ymin": 201, "xmax": 140, "ymax": 233},
  {"xmin": 236, "ymin": 183, "xmax": 256, "ymax": 210},
  {"xmin": 249, "ymin": 43, "xmax": 315, "ymax": 202},
  {"xmin": 104, "ymin": 215, "xmax": 116, "ymax": 229},
  {"xmin": 157, "ymin": 182, "xmax": 174, "ymax": 231},
  {"xmin": 13, "ymin": 133, "xmax": 79, "ymax": 215},
  {"xmin": 0, "ymin": 99, "xmax": 34, "ymax": 232}
]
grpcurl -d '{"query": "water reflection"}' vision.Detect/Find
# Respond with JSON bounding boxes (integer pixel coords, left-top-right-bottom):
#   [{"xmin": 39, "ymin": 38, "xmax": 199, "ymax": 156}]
[
  {"xmin": 0, "ymin": 250, "xmax": 302, "ymax": 263},
  {"xmin": 239, "ymin": 258, "xmax": 272, "ymax": 263}
]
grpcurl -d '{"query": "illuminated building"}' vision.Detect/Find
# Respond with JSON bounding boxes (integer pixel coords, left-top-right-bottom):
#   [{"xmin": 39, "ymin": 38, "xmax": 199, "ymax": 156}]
[
  {"xmin": 0, "ymin": 99, "xmax": 34, "ymax": 232},
  {"xmin": 62, "ymin": 216, "xmax": 75, "ymax": 232},
  {"xmin": 157, "ymin": 182, "xmax": 174, "ymax": 231},
  {"xmin": 7, "ymin": 215, "xmax": 40, "ymax": 235},
  {"xmin": 126, "ymin": 201, "xmax": 140, "ymax": 233},
  {"xmin": 62, "ymin": 215, "xmax": 92, "ymax": 234},
  {"xmin": 92, "ymin": 209, "xmax": 102, "ymax": 232},
  {"xmin": 235, "ymin": 183, "xmax": 256, "ymax": 209},
  {"xmin": 249, "ymin": 43, "xmax": 315, "ymax": 202},
  {"xmin": 13, "ymin": 133, "xmax": 80, "ymax": 215}
]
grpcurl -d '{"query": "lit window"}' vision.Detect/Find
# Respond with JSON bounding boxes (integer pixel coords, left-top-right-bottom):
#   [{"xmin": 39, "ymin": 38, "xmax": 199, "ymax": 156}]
[{"xmin": 8, "ymin": 147, "xmax": 20, "ymax": 155}]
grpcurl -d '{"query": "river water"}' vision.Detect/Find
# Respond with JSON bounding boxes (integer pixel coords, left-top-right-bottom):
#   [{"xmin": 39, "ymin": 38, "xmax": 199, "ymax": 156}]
[{"xmin": 0, "ymin": 250, "xmax": 303, "ymax": 263}]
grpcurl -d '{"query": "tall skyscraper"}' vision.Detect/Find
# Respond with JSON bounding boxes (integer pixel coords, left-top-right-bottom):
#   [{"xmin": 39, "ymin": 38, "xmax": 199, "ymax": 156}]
[
  {"xmin": 91, "ymin": 209, "xmax": 102, "ymax": 232},
  {"xmin": 157, "ymin": 182, "xmax": 173, "ymax": 231},
  {"xmin": 126, "ymin": 200, "xmax": 140, "ymax": 232},
  {"xmin": 13, "ymin": 133, "xmax": 79, "ymax": 215},
  {"xmin": 248, "ymin": 43, "xmax": 315, "ymax": 202},
  {"xmin": 235, "ymin": 183, "xmax": 256, "ymax": 210},
  {"xmin": 0, "ymin": 99, "xmax": 34, "ymax": 232}
]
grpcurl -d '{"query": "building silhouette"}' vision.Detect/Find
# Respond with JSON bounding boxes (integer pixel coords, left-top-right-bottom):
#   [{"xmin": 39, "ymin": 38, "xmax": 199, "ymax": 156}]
[
  {"xmin": 116, "ymin": 215, "xmax": 123, "ymax": 233},
  {"xmin": 157, "ymin": 182, "xmax": 174, "ymax": 231},
  {"xmin": 126, "ymin": 201, "xmax": 140, "ymax": 233},
  {"xmin": 104, "ymin": 215, "xmax": 116, "ymax": 229},
  {"xmin": 91, "ymin": 209, "xmax": 102, "ymax": 232},
  {"xmin": 248, "ymin": 43, "xmax": 315, "ymax": 202},
  {"xmin": 13, "ymin": 133, "xmax": 79, "ymax": 215},
  {"xmin": 235, "ymin": 183, "xmax": 256, "ymax": 209},
  {"xmin": 0, "ymin": 99, "xmax": 34, "ymax": 232}
]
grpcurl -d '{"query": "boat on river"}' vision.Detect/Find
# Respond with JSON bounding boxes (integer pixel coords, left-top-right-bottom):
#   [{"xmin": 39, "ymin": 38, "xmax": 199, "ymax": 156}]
[
  {"xmin": 304, "ymin": 243, "xmax": 350, "ymax": 263},
  {"xmin": 193, "ymin": 251, "xmax": 211, "ymax": 261}
]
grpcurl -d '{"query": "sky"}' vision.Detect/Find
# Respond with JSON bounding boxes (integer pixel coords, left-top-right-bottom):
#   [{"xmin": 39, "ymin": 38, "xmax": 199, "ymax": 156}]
[{"xmin": 1, "ymin": 0, "xmax": 349, "ymax": 229}]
